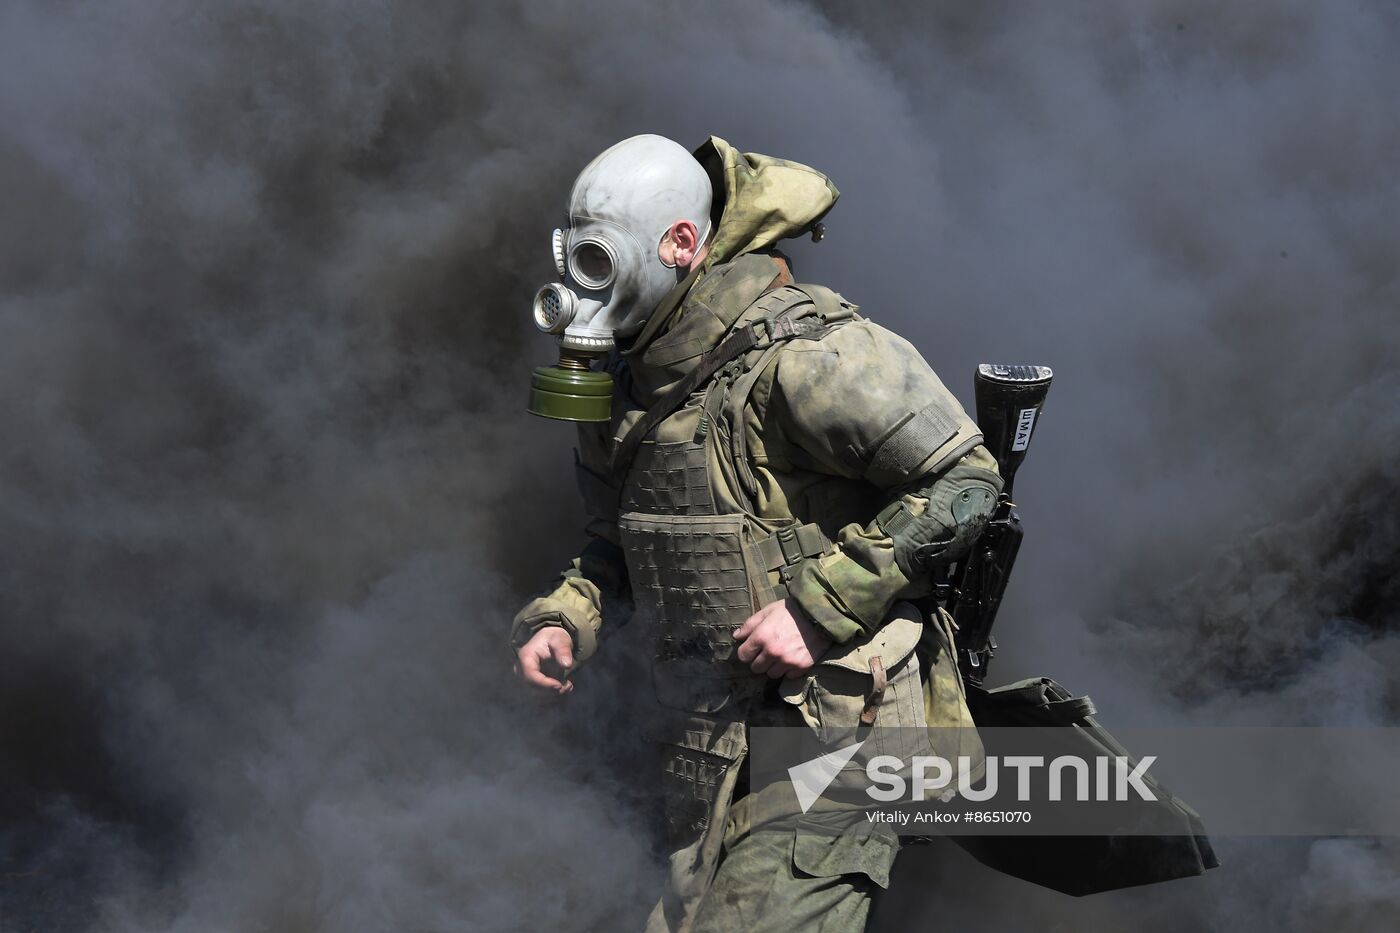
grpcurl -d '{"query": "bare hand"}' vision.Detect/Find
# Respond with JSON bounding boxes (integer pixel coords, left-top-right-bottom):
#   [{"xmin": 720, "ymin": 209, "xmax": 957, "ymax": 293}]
[
  {"xmin": 513, "ymin": 627, "xmax": 576, "ymax": 697},
  {"xmin": 733, "ymin": 598, "xmax": 832, "ymax": 679}
]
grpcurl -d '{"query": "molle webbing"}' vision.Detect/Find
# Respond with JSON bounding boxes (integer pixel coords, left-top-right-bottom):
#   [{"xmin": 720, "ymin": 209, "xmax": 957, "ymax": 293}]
[
  {"xmin": 621, "ymin": 510, "xmax": 834, "ymax": 713},
  {"xmin": 618, "ymin": 511, "xmax": 765, "ymax": 714},
  {"xmin": 620, "ymin": 441, "xmax": 714, "ymax": 515},
  {"xmin": 620, "ymin": 513, "xmax": 754, "ymax": 654}
]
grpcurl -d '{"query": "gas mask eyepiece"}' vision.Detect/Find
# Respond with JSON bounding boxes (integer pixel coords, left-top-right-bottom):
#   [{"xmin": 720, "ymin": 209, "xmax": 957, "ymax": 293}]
[{"xmin": 567, "ymin": 237, "xmax": 616, "ymax": 290}]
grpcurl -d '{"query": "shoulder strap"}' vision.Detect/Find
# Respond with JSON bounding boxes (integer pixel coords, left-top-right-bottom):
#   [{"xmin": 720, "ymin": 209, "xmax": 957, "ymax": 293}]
[
  {"xmin": 608, "ymin": 285, "xmax": 843, "ymax": 485},
  {"xmin": 608, "ymin": 320, "xmax": 764, "ymax": 485},
  {"xmin": 723, "ymin": 285, "xmax": 857, "ymax": 504}
]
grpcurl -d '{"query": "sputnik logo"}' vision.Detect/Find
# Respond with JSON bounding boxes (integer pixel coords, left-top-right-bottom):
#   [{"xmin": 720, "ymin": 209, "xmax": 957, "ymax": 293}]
[{"xmin": 787, "ymin": 741, "xmax": 865, "ymax": 814}]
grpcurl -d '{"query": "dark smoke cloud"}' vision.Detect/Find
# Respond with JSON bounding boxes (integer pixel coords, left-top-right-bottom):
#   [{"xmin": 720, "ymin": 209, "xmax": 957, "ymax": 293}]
[{"xmin": 0, "ymin": 1, "xmax": 1395, "ymax": 930}]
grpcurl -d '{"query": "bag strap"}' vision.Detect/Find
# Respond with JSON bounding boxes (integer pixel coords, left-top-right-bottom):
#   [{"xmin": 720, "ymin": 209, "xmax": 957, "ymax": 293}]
[
  {"xmin": 608, "ymin": 284, "xmax": 846, "ymax": 485},
  {"xmin": 608, "ymin": 318, "xmax": 766, "ymax": 485}
]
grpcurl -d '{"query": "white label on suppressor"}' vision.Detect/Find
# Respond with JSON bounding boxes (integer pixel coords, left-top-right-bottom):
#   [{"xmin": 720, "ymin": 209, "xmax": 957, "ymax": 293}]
[{"xmin": 1011, "ymin": 408, "xmax": 1037, "ymax": 451}]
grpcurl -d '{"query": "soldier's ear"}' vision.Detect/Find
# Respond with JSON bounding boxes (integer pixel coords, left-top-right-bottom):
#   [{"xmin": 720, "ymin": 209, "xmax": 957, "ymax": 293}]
[{"xmin": 660, "ymin": 220, "xmax": 700, "ymax": 268}]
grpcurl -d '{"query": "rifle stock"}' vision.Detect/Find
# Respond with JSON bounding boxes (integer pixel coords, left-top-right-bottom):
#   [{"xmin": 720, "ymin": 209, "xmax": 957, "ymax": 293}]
[{"xmin": 949, "ymin": 364, "xmax": 1052, "ymax": 686}]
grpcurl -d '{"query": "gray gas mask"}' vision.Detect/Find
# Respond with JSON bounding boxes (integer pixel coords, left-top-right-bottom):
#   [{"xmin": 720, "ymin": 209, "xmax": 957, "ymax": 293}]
[{"xmin": 528, "ymin": 134, "xmax": 712, "ymax": 422}]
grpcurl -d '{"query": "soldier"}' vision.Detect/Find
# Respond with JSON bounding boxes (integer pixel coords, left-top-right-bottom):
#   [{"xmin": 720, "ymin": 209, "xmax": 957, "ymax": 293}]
[{"xmin": 510, "ymin": 134, "xmax": 1002, "ymax": 932}]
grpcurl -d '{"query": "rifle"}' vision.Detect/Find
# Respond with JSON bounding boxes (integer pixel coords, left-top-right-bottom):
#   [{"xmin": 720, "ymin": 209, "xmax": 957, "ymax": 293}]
[{"xmin": 943, "ymin": 364, "xmax": 1053, "ymax": 687}]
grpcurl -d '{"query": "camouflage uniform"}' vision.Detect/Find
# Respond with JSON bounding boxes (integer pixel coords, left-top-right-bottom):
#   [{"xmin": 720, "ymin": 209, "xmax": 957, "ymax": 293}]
[{"xmin": 512, "ymin": 138, "xmax": 1001, "ymax": 932}]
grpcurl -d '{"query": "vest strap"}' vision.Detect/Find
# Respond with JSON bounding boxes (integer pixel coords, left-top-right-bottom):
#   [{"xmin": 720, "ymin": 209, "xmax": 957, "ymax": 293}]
[
  {"xmin": 609, "ymin": 319, "xmax": 765, "ymax": 485},
  {"xmin": 610, "ymin": 286, "xmax": 847, "ymax": 485},
  {"xmin": 747, "ymin": 522, "xmax": 830, "ymax": 572}
]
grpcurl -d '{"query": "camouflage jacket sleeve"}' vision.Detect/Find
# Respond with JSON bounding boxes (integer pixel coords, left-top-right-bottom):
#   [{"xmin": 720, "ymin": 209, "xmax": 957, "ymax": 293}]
[
  {"xmin": 508, "ymin": 424, "xmax": 628, "ymax": 663},
  {"xmin": 766, "ymin": 320, "xmax": 1004, "ymax": 644}
]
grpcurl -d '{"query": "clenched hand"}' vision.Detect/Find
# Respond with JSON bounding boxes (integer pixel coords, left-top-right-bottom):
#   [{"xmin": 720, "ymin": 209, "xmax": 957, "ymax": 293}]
[
  {"xmin": 513, "ymin": 627, "xmax": 576, "ymax": 697},
  {"xmin": 733, "ymin": 597, "xmax": 831, "ymax": 679}
]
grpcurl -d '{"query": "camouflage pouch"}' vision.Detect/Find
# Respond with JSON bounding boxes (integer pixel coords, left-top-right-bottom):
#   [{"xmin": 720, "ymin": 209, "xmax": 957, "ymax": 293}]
[
  {"xmin": 791, "ymin": 811, "xmax": 899, "ymax": 891},
  {"xmin": 778, "ymin": 602, "xmax": 929, "ymax": 761}
]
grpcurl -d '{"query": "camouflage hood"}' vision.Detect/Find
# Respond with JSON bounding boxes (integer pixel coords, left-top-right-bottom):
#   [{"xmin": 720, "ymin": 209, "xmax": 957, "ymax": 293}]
[
  {"xmin": 693, "ymin": 135, "xmax": 840, "ymax": 270},
  {"xmin": 620, "ymin": 137, "xmax": 838, "ymax": 397}
]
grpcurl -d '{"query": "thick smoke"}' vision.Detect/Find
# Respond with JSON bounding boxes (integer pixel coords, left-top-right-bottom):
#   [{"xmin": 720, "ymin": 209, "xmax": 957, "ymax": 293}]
[{"xmin": 0, "ymin": 1, "xmax": 1395, "ymax": 931}]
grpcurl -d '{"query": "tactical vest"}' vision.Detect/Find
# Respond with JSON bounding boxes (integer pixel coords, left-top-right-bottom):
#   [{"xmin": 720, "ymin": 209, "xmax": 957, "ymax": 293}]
[{"xmin": 612, "ymin": 282, "xmax": 856, "ymax": 716}]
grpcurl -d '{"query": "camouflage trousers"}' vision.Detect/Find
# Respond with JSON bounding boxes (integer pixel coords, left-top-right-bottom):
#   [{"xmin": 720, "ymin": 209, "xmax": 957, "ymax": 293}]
[
  {"xmin": 644, "ymin": 604, "xmax": 973, "ymax": 932},
  {"xmin": 644, "ymin": 777, "xmax": 899, "ymax": 933}
]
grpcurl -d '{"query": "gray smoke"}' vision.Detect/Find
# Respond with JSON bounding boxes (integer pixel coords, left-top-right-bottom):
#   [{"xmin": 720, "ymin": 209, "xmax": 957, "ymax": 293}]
[{"xmin": 0, "ymin": 1, "xmax": 1395, "ymax": 931}]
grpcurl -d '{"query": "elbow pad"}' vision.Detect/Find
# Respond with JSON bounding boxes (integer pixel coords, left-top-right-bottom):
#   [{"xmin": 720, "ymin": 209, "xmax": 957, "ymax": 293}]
[{"xmin": 875, "ymin": 455, "xmax": 1003, "ymax": 580}]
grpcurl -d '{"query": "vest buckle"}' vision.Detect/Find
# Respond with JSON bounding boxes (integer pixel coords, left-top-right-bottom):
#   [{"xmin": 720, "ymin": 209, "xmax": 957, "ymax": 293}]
[{"xmin": 776, "ymin": 525, "xmax": 804, "ymax": 566}]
